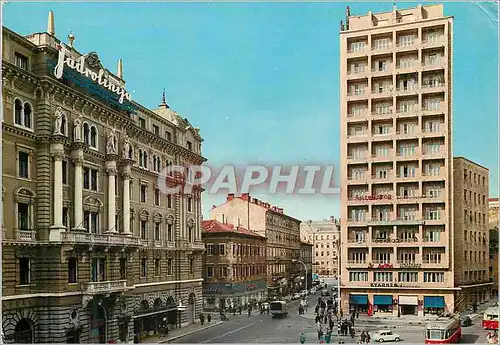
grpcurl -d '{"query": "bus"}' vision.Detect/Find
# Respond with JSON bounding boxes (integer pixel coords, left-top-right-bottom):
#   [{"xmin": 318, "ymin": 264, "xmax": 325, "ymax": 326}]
[
  {"xmin": 483, "ymin": 306, "xmax": 499, "ymax": 330},
  {"xmin": 424, "ymin": 315, "xmax": 461, "ymax": 344},
  {"xmin": 269, "ymin": 301, "xmax": 288, "ymax": 318}
]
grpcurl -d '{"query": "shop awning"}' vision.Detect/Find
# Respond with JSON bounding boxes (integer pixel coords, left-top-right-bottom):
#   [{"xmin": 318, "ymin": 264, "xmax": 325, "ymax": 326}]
[
  {"xmin": 131, "ymin": 307, "xmax": 177, "ymax": 319},
  {"xmin": 399, "ymin": 295, "xmax": 418, "ymax": 305},
  {"xmin": 350, "ymin": 294, "xmax": 368, "ymax": 305},
  {"xmin": 424, "ymin": 296, "xmax": 445, "ymax": 308},
  {"xmin": 374, "ymin": 295, "xmax": 393, "ymax": 305}
]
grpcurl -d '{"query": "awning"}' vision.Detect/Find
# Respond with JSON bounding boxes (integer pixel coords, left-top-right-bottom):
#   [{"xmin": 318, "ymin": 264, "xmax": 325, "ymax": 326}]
[
  {"xmin": 131, "ymin": 307, "xmax": 177, "ymax": 319},
  {"xmin": 374, "ymin": 295, "xmax": 393, "ymax": 305},
  {"xmin": 424, "ymin": 296, "xmax": 445, "ymax": 308},
  {"xmin": 350, "ymin": 294, "xmax": 368, "ymax": 305},
  {"xmin": 399, "ymin": 295, "xmax": 418, "ymax": 305}
]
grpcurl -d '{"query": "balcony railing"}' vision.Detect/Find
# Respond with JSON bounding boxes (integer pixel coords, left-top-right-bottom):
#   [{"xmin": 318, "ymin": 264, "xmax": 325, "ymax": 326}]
[
  {"xmin": 421, "ymin": 82, "xmax": 445, "ymax": 90},
  {"xmin": 347, "ymin": 47, "xmax": 367, "ymax": 54},
  {"xmin": 15, "ymin": 228, "xmax": 35, "ymax": 241},
  {"xmin": 61, "ymin": 231, "xmax": 143, "ymax": 246},
  {"xmin": 372, "ymin": 44, "xmax": 392, "ymax": 51},
  {"xmin": 85, "ymin": 280, "xmax": 128, "ymax": 294},
  {"xmin": 347, "ymin": 111, "xmax": 368, "ymax": 118},
  {"xmin": 422, "ymin": 36, "xmax": 446, "ymax": 46},
  {"xmin": 187, "ymin": 242, "xmax": 206, "ymax": 251},
  {"xmin": 347, "ymin": 68, "xmax": 367, "ymax": 76},
  {"xmin": 371, "ymin": 174, "xmax": 392, "ymax": 179},
  {"xmin": 372, "ymin": 110, "xmax": 393, "ymax": 116}
]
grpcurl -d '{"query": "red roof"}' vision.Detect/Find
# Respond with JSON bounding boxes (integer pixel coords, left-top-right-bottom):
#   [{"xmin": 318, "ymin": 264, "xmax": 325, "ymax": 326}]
[{"xmin": 201, "ymin": 220, "xmax": 265, "ymax": 238}]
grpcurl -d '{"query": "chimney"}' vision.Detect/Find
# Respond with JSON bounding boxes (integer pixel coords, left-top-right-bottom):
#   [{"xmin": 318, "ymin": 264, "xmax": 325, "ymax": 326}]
[
  {"xmin": 117, "ymin": 59, "xmax": 123, "ymax": 79},
  {"xmin": 330, "ymin": 216, "xmax": 335, "ymax": 223},
  {"xmin": 272, "ymin": 206, "xmax": 277, "ymax": 211},
  {"xmin": 241, "ymin": 193, "xmax": 250, "ymax": 201},
  {"xmin": 278, "ymin": 208, "xmax": 283, "ymax": 214},
  {"xmin": 253, "ymin": 198, "xmax": 258, "ymax": 204},
  {"xmin": 222, "ymin": 214, "xmax": 225, "ymax": 224},
  {"xmin": 47, "ymin": 11, "xmax": 55, "ymax": 35},
  {"xmin": 227, "ymin": 193, "xmax": 235, "ymax": 201},
  {"xmin": 212, "ymin": 205, "xmax": 216, "ymax": 209}
]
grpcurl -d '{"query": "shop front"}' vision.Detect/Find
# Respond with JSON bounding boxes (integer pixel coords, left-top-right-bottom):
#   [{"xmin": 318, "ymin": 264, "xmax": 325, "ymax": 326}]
[
  {"xmin": 373, "ymin": 295, "xmax": 393, "ymax": 314},
  {"xmin": 423, "ymin": 296, "xmax": 446, "ymax": 315},
  {"xmin": 398, "ymin": 295, "xmax": 418, "ymax": 316},
  {"xmin": 349, "ymin": 294, "xmax": 368, "ymax": 313}
]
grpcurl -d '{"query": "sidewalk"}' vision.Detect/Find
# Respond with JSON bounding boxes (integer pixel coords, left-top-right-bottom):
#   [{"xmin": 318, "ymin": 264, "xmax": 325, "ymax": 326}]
[{"xmin": 143, "ymin": 321, "xmax": 223, "ymax": 343}]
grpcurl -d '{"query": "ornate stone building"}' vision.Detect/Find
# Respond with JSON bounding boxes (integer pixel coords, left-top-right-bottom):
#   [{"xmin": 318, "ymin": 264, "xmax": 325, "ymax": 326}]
[{"xmin": 2, "ymin": 12, "xmax": 205, "ymax": 343}]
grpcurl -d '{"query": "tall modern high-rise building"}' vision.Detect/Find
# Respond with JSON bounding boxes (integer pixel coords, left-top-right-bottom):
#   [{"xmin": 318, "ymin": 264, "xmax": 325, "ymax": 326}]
[{"xmin": 339, "ymin": 4, "xmax": 454, "ymax": 316}]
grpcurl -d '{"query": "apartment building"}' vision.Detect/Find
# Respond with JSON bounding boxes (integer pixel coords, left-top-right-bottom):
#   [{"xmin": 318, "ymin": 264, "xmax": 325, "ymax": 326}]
[
  {"xmin": 2, "ymin": 13, "xmax": 205, "ymax": 343},
  {"xmin": 210, "ymin": 194, "xmax": 302, "ymax": 298},
  {"xmin": 489, "ymin": 198, "xmax": 499, "ymax": 297},
  {"xmin": 300, "ymin": 241, "xmax": 314, "ymax": 290},
  {"xmin": 300, "ymin": 217, "xmax": 340, "ymax": 277},
  {"xmin": 340, "ymin": 4, "xmax": 455, "ymax": 316},
  {"xmin": 201, "ymin": 220, "xmax": 267, "ymax": 310},
  {"xmin": 453, "ymin": 158, "xmax": 492, "ymax": 310}
]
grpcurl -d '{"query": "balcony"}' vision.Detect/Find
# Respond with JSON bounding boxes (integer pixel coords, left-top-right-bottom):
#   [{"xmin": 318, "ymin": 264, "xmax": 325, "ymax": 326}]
[
  {"xmin": 422, "ymin": 128, "xmax": 445, "ymax": 139},
  {"xmin": 371, "ymin": 110, "xmax": 393, "ymax": 120},
  {"xmin": 347, "ymin": 133, "xmax": 369, "ymax": 143},
  {"xmin": 395, "ymin": 130, "xmax": 420, "ymax": 139},
  {"xmin": 395, "ymin": 173, "xmax": 419, "ymax": 182},
  {"xmin": 371, "ymin": 67, "xmax": 392, "ymax": 77},
  {"xmin": 347, "ymin": 69, "xmax": 368, "ymax": 79},
  {"xmin": 371, "ymin": 173, "xmax": 393, "ymax": 182},
  {"xmin": 371, "ymin": 44, "xmax": 392, "ymax": 54},
  {"xmin": 372, "ymin": 132, "xmax": 393, "ymax": 141},
  {"xmin": 371, "ymin": 238, "xmax": 396, "ymax": 246},
  {"xmin": 347, "ymin": 47, "xmax": 368, "ymax": 57},
  {"xmin": 186, "ymin": 242, "xmax": 206, "ymax": 251},
  {"xmin": 371, "ymin": 87, "xmax": 393, "ymax": 99},
  {"xmin": 396, "ymin": 63, "xmax": 418, "ymax": 74},
  {"xmin": 371, "ymin": 153, "xmax": 393, "ymax": 163},
  {"xmin": 395, "ymin": 86, "xmax": 419, "ymax": 96},
  {"xmin": 347, "ymin": 175, "xmax": 367, "ymax": 185},
  {"xmin": 421, "ymin": 260, "xmax": 447, "ymax": 269},
  {"xmin": 15, "ymin": 228, "xmax": 35, "ymax": 241},
  {"xmin": 421, "ymin": 82, "xmax": 446, "ymax": 94},
  {"xmin": 395, "ymin": 108, "xmax": 420, "ymax": 118},
  {"xmin": 368, "ymin": 217, "xmax": 393, "ymax": 226},
  {"xmin": 422, "ymin": 36, "xmax": 447, "ymax": 49},
  {"xmin": 422, "ymin": 217, "xmax": 445, "ymax": 226},
  {"xmin": 347, "ymin": 111, "xmax": 369, "ymax": 121},
  {"xmin": 395, "ymin": 217, "xmax": 424, "ymax": 225},
  {"xmin": 396, "ymin": 261, "xmax": 422, "ymax": 269},
  {"xmin": 347, "ymin": 155, "xmax": 368, "ymax": 164},
  {"xmin": 396, "ymin": 151, "xmax": 420, "ymax": 161},
  {"xmin": 347, "ymin": 90, "xmax": 367, "ymax": 101},
  {"xmin": 422, "ymin": 60, "xmax": 445, "ymax": 72},
  {"xmin": 347, "ymin": 239, "xmax": 368, "ymax": 247},
  {"xmin": 422, "ymin": 149, "xmax": 446, "ymax": 160},
  {"xmin": 422, "ymin": 106, "xmax": 445, "ymax": 117},
  {"xmin": 346, "ymin": 260, "xmax": 368, "ymax": 268},
  {"xmin": 61, "ymin": 231, "xmax": 143, "ymax": 247},
  {"xmin": 84, "ymin": 280, "xmax": 128, "ymax": 295},
  {"xmin": 347, "ymin": 218, "xmax": 367, "ymax": 226},
  {"xmin": 369, "ymin": 217, "xmax": 424, "ymax": 226},
  {"xmin": 396, "ymin": 40, "xmax": 419, "ymax": 52},
  {"xmin": 421, "ymin": 172, "xmax": 446, "ymax": 181},
  {"xmin": 348, "ymin": 194, "xmax": 393, "ymax": 206}
]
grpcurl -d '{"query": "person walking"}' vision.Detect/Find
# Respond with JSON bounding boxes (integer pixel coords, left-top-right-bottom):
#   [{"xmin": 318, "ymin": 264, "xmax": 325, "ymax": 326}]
[
  {"xmin": 365, "ymin": 331, "xmax": 371, "ymax": 344},
  {"xmin": 360, "ymin": 331, "xmax": 366, "ymax": 344},
  {"xmin": 300, "ymin": 332, "xmax": 306, "ymax": 344}
]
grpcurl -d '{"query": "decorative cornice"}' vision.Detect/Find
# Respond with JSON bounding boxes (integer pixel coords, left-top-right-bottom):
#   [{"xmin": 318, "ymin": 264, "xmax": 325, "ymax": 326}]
[{"xmin": 2, "ymin": 123, "xmax": 37, "ymax": 140}]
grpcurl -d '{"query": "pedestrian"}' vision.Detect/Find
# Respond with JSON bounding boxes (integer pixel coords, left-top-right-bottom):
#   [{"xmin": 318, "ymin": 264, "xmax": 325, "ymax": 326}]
[
  {"xmin": 365, "ymin": 331, "xmax": 371, "ymax": 344},
  {"xmin": 300, "ymin": 332, "xmax": 306, "ymax": 344},
  {"xmin": 325, "ymin": 330, "xmax": 332, "ymax": 344},
  {"xmin": 239, "ymin": 306, "xmax": 242, "ymax": 315},
  {"xmin": 207, "ymin": 314, "xmax": 212, "ymax": 323},
  {"xmin": 340, "ymin": 309, "xmax": 343, "ymax": 318},
  {"xmin": 360, "ymin": 331, "xmax": 366, "ymax": 344},
  {"xmin": 199, "ymin": 313, "xmax": 205, "ymax": 325},
  {"xmin": 315, "ymin": 305, "xmax": 319, "ymax": 315},
  {"xmin": 317, "ymin": 322, "xmax": 324, "ymax": 340},
  {"xmin": 356, "ymin": 310, "xmax": 360, "ymax": 319},
  {"xmin": 248, "ymin": 307, "xmax": 252, "ymax": 317}
]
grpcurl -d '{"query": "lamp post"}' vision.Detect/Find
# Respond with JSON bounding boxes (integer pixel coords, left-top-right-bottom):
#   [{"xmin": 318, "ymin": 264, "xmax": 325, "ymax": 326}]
[
  {"xmin": 333, "ymin": 238, "xmax": 341, "ymax": 310},
  {"xmin": 292, "ymin": 259, "xmax": 307, "ymax": 293}
]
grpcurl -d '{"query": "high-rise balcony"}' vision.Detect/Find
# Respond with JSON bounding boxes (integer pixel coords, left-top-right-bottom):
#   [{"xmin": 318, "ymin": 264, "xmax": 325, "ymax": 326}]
[
  {"xmin": 371, "ymin": 86, "xmax": 393, "ymax": 99},
  {"xmin": 348, "ymin": 194, "xmax": 393, "ymax": 205},
  {"xmin": 422, "ymin": 127, "xmax": 446, "ymax": 139},
  {"xmin": 422, "ymin": 216, "xmax": 446, "ymax": 226},
  {"xmin": 347, "ymin": 90, "xmax": 367, "ymax": 101},
  {"xmin": 347, "ymin": 218, "xmax": 367, "ymax": 226},
  {"xmin": 421, "ymin": 36, "xmax": 447, "ymax": 49},
  {"xmin": 422, "ymin": 105, "xmax": 445, "ymax": 116},
  {"xmin": 396, "ymin": 39, "xmax": 419, "ymax": 52},
  {"xmin": 371, "ymin": 110, "xmax": 394, "ymax": 120},
  {"xmin": 347, "ymin": 47, "xmax": 368, "ymax": 58},
  {"xmin": 421, "ymin": 82, "xmax": 446, "ymax": 94},
  {"xmin": 421, "ymin": 172, "xmax": 446, "ymax": 182},
  {"xmin": 395, "ymin": 86, "xmax": 419, "ymax": 96},
  {"xmin": 61, "ymin": 231, "xmax": 143, "ymax": 247},
  {"xmin": 347, "ymin": 110, "xmax": 369, "ymax": 121},
  {"xmin": 84, "ymin": 280, "xmax": 128, "ymax": 295},
  {"xmin": 395, "ymin": 173, "xmax": 419, "ymax": 182},
  {"xmin": 347, "ymin": 68, "xmax": 368, "ymax": 79},
  {"xmin": 347, "ymin": 132, "xmax": 369, "ymax": 143},
  {"xmin": 395, "ymin": 130, "xmax": 420, "ymax": 139},
  {"xmin": 422, "ymin": 59, "xmax": 445, "ymax": 72},
  {"xmin": 371, "ymin": 173, "xmax": 393, "ymax": 182},
  {"xmin": 371, "ymin": 44, "xmax": 393, "ymax": 55},
  {"xmin": 396, "ymin": 150, "xmax": 420, "ymax": 161},
  {"xmin": 347, "ymin": 238, "xmax": 369, "ymax": 247},
  {"xmin": 421, "ymin": 260, "xmax": 448, "ymax": 269},
  {"xmin": 346, "ymin": 260, "xmax": 368, "ymax": 268},
  {"xmin": 371, "ymin": 66, "xmax": 392, "ymax": 77},
  {"xmin": 371, "ymin": 153, "xmax": 393, "ymax": 163},
  {"xmin": 347, "ymin": 154, "xmax": 369, "ymax": 164},
  {"xmin": 396, "ymin": 62, "xmax": 418, "ymax": 74},
  {"xmin": 422, "ymin": 149, "xmax": 447, "ymax": 160},
  {"xmin": 347, "ymin": 174, "xmax": 368, "ymax": 185},
  {"xmin": 395, "ymin": 108, "xmax": 420, "ymax": 118}
]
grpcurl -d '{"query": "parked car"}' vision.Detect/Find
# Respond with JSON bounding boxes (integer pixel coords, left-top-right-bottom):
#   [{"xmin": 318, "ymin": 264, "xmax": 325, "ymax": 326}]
[
  {"xmin": 460, "ymin": 315, "xmax": 472, "ymax": 327},
  {"xmin": 321, "ymin": 289, "xmax": 330, "ymax": 297},
  {"xmin": 300, "ymin": 290, "xmax": 308, "ymax": 297},
  {"xmin": 372, "ymin": 330, "xmax": 401, "ymax": 342},
  {"xmin": 292, "ymin": 293, "xmax": 302, "ymax": 300}
]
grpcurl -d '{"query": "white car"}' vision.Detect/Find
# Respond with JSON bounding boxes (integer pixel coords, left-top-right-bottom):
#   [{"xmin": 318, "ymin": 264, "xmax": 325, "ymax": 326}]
[
  {"xmin": 372, "ymin": 330, "xmax": 401, "ymax": 342},
  {"xmin": 292, "ymin": 293, "xmax": 301, "ymax": 300},
  {"xmin": 300, "ymin": 290, "xmax": 307, "ymax": 297}
]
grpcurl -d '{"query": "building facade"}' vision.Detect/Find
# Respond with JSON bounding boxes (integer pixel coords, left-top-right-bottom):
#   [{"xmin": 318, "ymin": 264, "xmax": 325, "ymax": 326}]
[
  {"xmin": 210, "ymin": 194, "xmax": 302, "ymax": 298},
  {"xmin": 452, "ymin": 157, "xmax": 492, "ymax": 310},
  {"xmin": 340, "ymin": 4, "xmax": 455, "ymax": 316},
  {"xmin": 300, "ymin": 242, "xmax": 314, "ymax": 290},
  {"xmin": 489, "ymin": 198, "xmax": 499, "ymax": 297},
  {"xmin": 201, "ymin": 220, "xmax": 267, "ymax": 310},
  {"xmin": 2, "ymin": 14, "xmax": 205, "ymax": 343},
  {"xmin": 300, "ymin": 217, "xmax": 340, "ymax": 277}
]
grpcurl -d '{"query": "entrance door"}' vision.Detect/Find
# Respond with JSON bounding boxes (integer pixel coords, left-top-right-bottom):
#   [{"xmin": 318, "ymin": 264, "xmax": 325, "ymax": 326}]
[
  {"xmin": 14, "ymin": 319, "xmax": 34, "ymax": 343},
  {"xmin": 400, "ymin": 305, "xmax": 417, "ymax": 315},
  {"xmin": 188, "ymin": 293, "xmax": 196, "ymax": 324},
  {"xmin": 90, "ymin": 301, "xmax": 107, "ymax": 343}
]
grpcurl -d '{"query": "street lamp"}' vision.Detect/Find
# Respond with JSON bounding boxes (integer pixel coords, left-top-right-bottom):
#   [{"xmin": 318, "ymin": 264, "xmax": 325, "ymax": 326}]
[
  {"xmin": 292, "ymin": 259, "xmax": 308, "ymax": 293},
  {"xmin": 332, "ymin": 238, "xmax": 341, "ymax": 310}
]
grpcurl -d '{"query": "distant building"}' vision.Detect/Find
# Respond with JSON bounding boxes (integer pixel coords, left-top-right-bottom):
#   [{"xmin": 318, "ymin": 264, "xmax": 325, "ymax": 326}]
[
  {"xmin": 300, "ymin": 242, "xmax": 314, "ymax": 289},
  {"xmin": 201, "ymin": 220, "xmax": 267, "ymax": 310},
  {"xmin": 300, "ymin": 217, "xmax": 340, "ymax": 277},
  {"xmin": 210, "ymin": 194, "xmax": 302, "ymax": 298},
  {"xmin": 489, "ymin": 198, "xmax": 499, "ymax": 297},
  {"xmin": 453, "ymin": 157, "xmax": 492, "ymax": 310}
]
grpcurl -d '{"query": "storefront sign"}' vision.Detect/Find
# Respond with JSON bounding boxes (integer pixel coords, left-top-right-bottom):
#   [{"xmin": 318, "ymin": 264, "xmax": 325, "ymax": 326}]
[
  {"xmin": 368, "ymin": 263, "xmax": 393, "ymax": 269},
  {"xmin": 203, "ymin": 287, "xmax": 221, "ymax": 293},
  {"xmin": 370, "ymin": 283, "xmax": 421, "ymax": 288},
  {"xmin": 354, "ymin": 195, "xmax": 392, "ymax": 201},
  {"xmin": 247, "ymin": 283, "xmax": 257, "ymax": 291},
  {"xmin": 400, "ymin": 262, "xmax": 421, "ymax": 268},
  {"xmin": 373, "ymin": 238, "xmax": 418, "ymax": 243},
  {"xmin": 53, "ymin": 44, "xmax": 131, "ymax": 104}
]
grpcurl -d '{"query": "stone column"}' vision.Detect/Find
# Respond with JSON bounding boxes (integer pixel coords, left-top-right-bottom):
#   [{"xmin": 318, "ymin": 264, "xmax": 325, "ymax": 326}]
[
  {"xmin": 71, "ymin": 147, "xmax": 85, "ymax": 230},
  {"xmin": 106, "ymin": 160, "xmax": 117, "ymax": 233},
  {"xmin": 49, "ymin": 141, "xmax": 66, "ymax": 241},
  {"xmin": 121, "ymin": 164, "xmax": 132, "ymax": 235}
]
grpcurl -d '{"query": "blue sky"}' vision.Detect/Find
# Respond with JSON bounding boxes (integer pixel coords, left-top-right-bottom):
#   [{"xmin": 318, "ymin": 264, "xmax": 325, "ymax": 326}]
[{"xmin": 4, "ymin": 1, "xmax": 498, "ymax": 222}]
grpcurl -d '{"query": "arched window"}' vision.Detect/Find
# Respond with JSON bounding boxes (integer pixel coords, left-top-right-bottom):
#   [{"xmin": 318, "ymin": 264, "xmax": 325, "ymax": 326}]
[
  {"xmin": 14, "ymin": 99, "xmax": 23, "ymax": 125},
  {"xmin": 60, "ymin": 113, "xmax": 67, "ymax": 135},
  {"xmin": 152, "ymin": 155, "xmax": 157, "ymax": 171},
  {"xmin": 143, "ymin": 152, "xmax": 148, "ymax": 169},
  {"xmin": 83, "ymin": 123, "xmax": 90, "ymax": 145},
  {"xmin": 157, "ymin": 157, "xmax": 162, "ymax": 172},
  {"xmin": 128, "ymin": 146, "xmax": 133, "ymax": 160},
  {"xmin": 139, "ymin": 150, "xmax": 144, "ymax": 167},
  {"xmin": 23, "ymin": 102, "xmax": 32, "ymax": 129},
  {"xmin": 90, "ymin": 126, "xmax": 97, "ymax": 148}
]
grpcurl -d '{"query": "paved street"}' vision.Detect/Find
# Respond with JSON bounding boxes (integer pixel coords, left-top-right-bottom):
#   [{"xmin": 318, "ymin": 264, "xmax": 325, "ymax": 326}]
[{"xmin": 171, "ymin": 294, "xmax": 494, "ymax": 343}]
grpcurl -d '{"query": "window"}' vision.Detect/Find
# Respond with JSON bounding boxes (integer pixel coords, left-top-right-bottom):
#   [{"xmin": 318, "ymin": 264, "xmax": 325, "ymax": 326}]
[
  {"xmin": 374, "ymin": 272, "xmax": 393, "ymax": 282},
  {"xmin": 189, "ymin": 258, "xmax": 194, "ymax": 274},
  {"xmin": 140, "ymin": 258, "xmax": 147, "ymax": 277},
  {"xmin": 68, "ymin": 258, "xmax": 78, "ymax": 283},
  {"xmin": 154, "ymin": 222, "xmax": 161, "ymax": 241},
  {"xmin": 153, "ymin": 124, "xmax": 160, "ymax": 136},
  {"xmin": 423, "ymin": 272, "xmax": 444, "ymax": 283},
  {"xmin": 62, "ymin": 160, "xmax": 68, "ymax": 184},
  {"xmin": 167, "ymin": 223, "xmax": 173, "ymax": 242},
  {"xmin": 167, "ymin": 258, "xmax": 173, "ymax": 275},
  {"xmin": 19, "ymin": 258, "xmax": 31, "ymax": 285},
  {"xmin": 154, "ymin": 259, "xmax": 161, "ymax": 276},
  {"xmin": 90, "ymin": 126, "xmax": 97, "ymax": 149},
  {"xmin": 187, "ymin": 197, "xmax": 193, "ymax": 212},
  {"xmin": 219, "ymin": 244, "xmax": 226, "ymax": 256},
  {"xmin": 16, "ymin": 202, "xmax": 30, "ymax": 231},
  {"xmin": 83, "ymin": 167, "xmax": 99, "ymax": 191},
  {"xmin": 350, "ymin": 41, "xmax": 365, "ymax": 52},
  {"xmin": 140, "ymin": 220, "xmax": 148, "ymax": 240},
  {"xmin": 84, "ymin": 211, "xmax": 99, "ymax": 233},
  {"xmin": 399, "ymin": 35, "xmax": 414, "ymax": 46},
  {"xmin": 167, "ymin": 194, "xmax": 172, "ymax": 208},
  {"xmin": 154, "ymin": 188, "xmax": 160, "ymax": 206},
  {"xmin": 219, "ymin": 266, "xmax": 227, "ymax": 278},
  {"xmin": 139, "ymin": 117, "xmax": 146, "ymax": 128},
  {"xmin": 120, "ymin": 258, "xmax": 127, "ymax": 279},
  {"xmin": 91, "ymin": 258, "xmax": 106, "ymax": 282},
  {"xmin": 188, "ymin": 226, "xmax": 194, "ymax": 242},
  {"xmin": 63, "ymin": 207, "xmax": 69, "ymax": 228},
  {"xmin": 14, "ymin": 52, "xmax": 29, "ymax": 70},
  {"xmin": 166, "ymin": 131, "xmax": 172, "ymax": 141},
  {"xmin": 425, "ymin": 229, "xmax": 441, "ymax": 242},
  {"xmin": 207, "ymin": 266, "xmax": 214, "ymax": 278},
  {"xmin": 18, "ymin": 151, "xmax": 29, "ymax": 179},
  {"xmin": 140, "ymin": 184, "xmax": 147, "ymax": 203},
  {"xmin": 187, "ymin": 141, "xmax": 193, "ymax": 151},
  {"xmin": 398, "ymin": 272, "xmax": 418, "ymax": 282}
]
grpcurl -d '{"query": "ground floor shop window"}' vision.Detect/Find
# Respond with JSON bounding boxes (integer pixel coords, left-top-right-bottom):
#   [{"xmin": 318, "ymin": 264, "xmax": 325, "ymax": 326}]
[
  {"xmin": 375, "ymin": 305, "xmax": 393, "ymax": 313},
  {"xmin": 66, "ymin": 329, "xmax": 80, "ymax": 343},
  {"xmin": 424, "ymin": 307, "xmax": 444, "ymax": 315},
  {"xmin": 350, "ymin": 304, "xmax": 368, "ymax": 313},
  {"xmin": 400, "ymin": 305, "xmax": 417, "ymax": 315},
  {"xmin": 118, "ymin": 322, "xmax": 128, "ymax": 342}
]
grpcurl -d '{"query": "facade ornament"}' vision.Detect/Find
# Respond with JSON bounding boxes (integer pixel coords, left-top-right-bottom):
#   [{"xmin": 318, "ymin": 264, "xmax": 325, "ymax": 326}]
[
  {"xmin": 53, "ymin": 107, "xmax": 65, "ymax": 135},
  {"xmin": 73, "ymin": 117, "xmax": 82, "ymax": 142},
  {"xmin": 106, "ymin": 129, "xmax": 117, "ymax": 155},
  {"xmin": 122, "ymin": 133, "xmax": 130, "ymax": 159}
]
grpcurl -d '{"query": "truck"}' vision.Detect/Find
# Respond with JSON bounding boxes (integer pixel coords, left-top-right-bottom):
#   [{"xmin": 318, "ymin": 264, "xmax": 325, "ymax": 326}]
[{"xmin": 269, "ymin": 301, "xmax": 288, "ymax": 318}]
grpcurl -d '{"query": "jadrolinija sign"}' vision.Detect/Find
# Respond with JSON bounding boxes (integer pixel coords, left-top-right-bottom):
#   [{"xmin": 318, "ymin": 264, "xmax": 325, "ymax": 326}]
[{"xmin": 53, "ymin": 43, "xmax": 132, "ymax": 105}]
